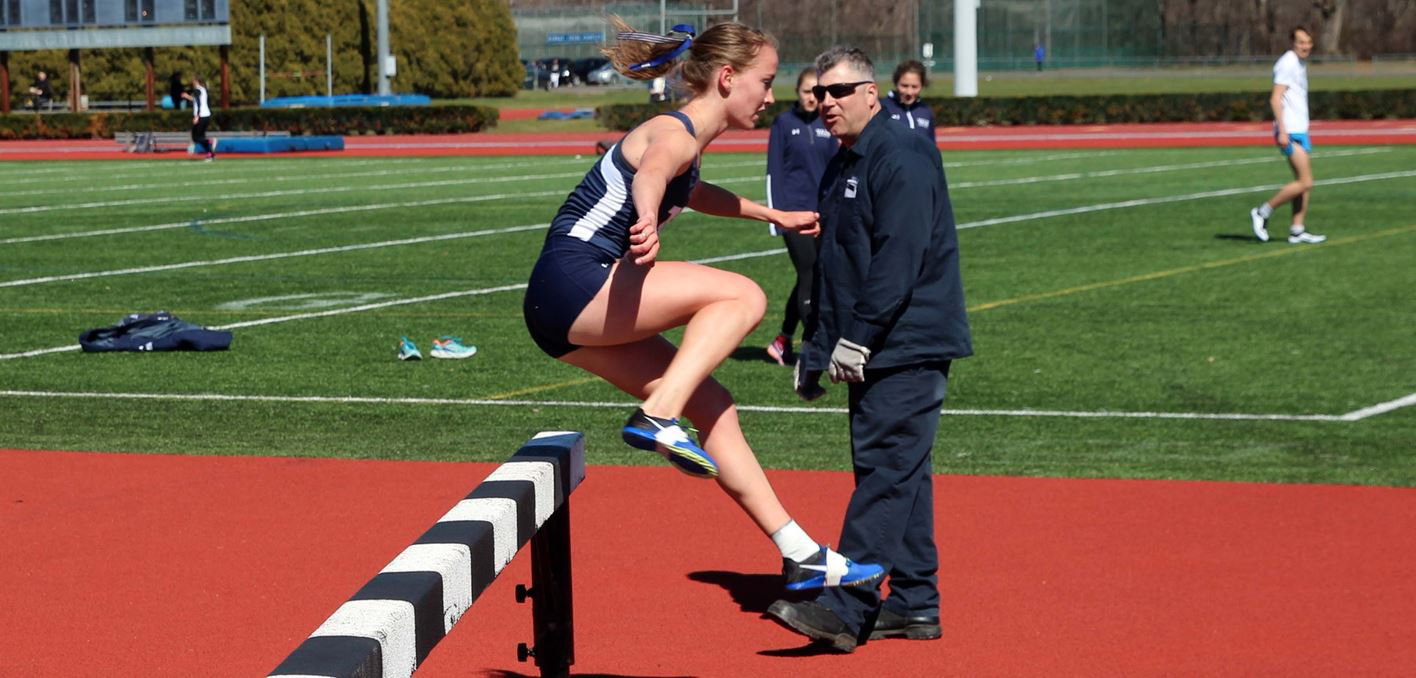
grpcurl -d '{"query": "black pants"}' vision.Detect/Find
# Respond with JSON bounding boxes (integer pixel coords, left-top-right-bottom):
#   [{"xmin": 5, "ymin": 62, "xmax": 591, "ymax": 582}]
[
  {"xmin": 817, "ymin": 361, "xmax": 951, "ymax": 632},
  {"xmin": 192, "ymin": 117, "xmax": 213, "ymax": 155},
  {"xmin": 778, "ymin": 229, "xmax": 819, "ymax": 338}
]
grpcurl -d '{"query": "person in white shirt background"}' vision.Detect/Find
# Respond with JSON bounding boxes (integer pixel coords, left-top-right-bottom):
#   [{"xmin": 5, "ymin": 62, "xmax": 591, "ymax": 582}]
[{"xmin": 1249, "ymin": 26, "xmax": 1325, "ymax": 245}]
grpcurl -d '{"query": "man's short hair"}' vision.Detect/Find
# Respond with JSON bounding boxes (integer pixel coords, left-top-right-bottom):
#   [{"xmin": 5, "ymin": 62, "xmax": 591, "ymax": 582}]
[
  {"xmin": 815, "ymin": 46, "xmax": 875, "ymax": 82},
  {"xmin": 1290, "ymin": 26, "xmax": 1311, "ymax": 42}
]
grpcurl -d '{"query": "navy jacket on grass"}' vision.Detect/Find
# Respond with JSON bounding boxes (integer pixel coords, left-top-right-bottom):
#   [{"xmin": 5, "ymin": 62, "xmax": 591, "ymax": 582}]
[
  {"xmin": 804, "ymin": 110, "xmax": 972, "ymax": 370},
  {"xmin": 79, "ymin": 311, "xmax": 232, "ymax": 352}
]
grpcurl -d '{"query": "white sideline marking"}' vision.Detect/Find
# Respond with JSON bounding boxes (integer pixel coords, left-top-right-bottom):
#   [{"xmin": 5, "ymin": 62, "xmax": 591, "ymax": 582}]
[
  {"xmin": 0, "ymin": 389, "xmax": 1382, "ymax": 422},
  {"xmin": 0, "ymin": 250, "xmax": 786, "ymax": 360},
  {"xmin": 0, "ymin": 223, "xmax": 551, "ymax": 288},
  {"xmin": 958, "ymin": 169, "xmax": 1416, "ymax": 230},
  {"xmin": 1341, "ymin": 392, "xmax": 1416, "ymax": 421},
  {"xmin": 1, "ymin": 191, "xmax": 565, "ymax": 245},
  {"xmin": 0, "ymin": 158, "xmax": 767, "ymax": 200},
  {"xmin": 949, "ymin": 147, "xmax": 1389, "ymax": 189},
  {"xmin": 0, "ymin": 158, "xmax": 585, "ymax": 198},
  {"xmin": 0, "ymin": 170, "xmax": 591, "ymax": 215}
]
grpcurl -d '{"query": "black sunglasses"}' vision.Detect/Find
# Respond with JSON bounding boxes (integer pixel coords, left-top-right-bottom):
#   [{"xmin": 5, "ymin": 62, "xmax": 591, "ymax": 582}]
[{"xmin": 811, "ymin": 80, "xmax": 872, "ymax": 101}]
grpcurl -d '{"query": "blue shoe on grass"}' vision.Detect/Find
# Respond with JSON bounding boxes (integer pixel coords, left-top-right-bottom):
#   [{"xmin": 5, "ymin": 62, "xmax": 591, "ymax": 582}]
[
  {"xmin": 783, "ymin": 546, "xmax": 885, "ymax": 591},
  {"xmin": 622, "ymin": 408, "xmax": 718, "ymax": 479},
  {"xmin": 397, "ymin": 336, "xmax": 422, "ymax": 361},
  {"xmin": 431, "ymin": 336, "xmax": 477, "ymax": 359}
]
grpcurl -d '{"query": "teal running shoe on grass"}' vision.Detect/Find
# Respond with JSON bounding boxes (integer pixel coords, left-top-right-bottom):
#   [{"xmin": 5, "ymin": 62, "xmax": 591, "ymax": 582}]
[
  {"xmin": 621, "ymin": 408, "xmax": 718, "ymax": 479},
  {"xmin": 783, "ymin": 546, "xmax": 885, "ymax": 591},
  {"xmin": 431, "ymin": 336, "xmax": 477, "ymax": 359},
  {"xmin": 397, "ymin": 336, "xmax": 422, "ymax": 361}
]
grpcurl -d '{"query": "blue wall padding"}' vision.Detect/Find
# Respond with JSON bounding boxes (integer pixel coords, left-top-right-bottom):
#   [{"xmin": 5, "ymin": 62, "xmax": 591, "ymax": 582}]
[
  {"xmin": 216, "ymin": 136, "xmax": 345, "ymax": 153},
  {"xmin": 259, "ymin": 94, "xmax": 431, "ymax": 109}
]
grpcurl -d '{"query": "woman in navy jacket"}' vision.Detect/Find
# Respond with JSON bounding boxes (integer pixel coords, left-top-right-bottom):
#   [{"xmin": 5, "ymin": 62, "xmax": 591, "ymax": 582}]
[
  {"xmin": 764, "ymin": 68, "xmax": 838, "ymax": 365},
  {"xmin": 880, "ymin": 59, "xmax": 935, "ymax": 143}
]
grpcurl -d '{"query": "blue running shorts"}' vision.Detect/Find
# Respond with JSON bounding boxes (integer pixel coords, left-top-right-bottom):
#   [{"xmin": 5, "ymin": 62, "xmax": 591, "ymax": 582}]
[
  {"xmin": 523, "ymin": 238, "xmax": 615, "ymax": 358},
  {"xmin": 1279, "ymin": 131, "xmax": 1312, "ymax": 157}
]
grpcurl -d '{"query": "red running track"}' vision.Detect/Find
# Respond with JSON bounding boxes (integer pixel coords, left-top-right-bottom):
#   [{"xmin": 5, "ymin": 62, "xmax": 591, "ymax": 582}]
[
  {"xmin": 2, "ymin": 119, "xmax": 1414, "ymax": 161},
  {"xmin": 2, "ymin": 448, "xmax": 1413, "ymax": 676}
]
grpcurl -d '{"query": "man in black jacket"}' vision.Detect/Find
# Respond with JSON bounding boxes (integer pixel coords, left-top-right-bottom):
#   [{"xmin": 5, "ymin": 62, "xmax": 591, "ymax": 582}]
[{"xmin": 767, "ymin": 45, "xmax": 972, "ymax": 653}]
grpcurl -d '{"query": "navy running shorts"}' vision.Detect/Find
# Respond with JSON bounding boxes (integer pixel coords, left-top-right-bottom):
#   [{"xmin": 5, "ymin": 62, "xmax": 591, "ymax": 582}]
[{"xmin": 523, "ymin": 238, "xmax": 616, "ymax": 358}]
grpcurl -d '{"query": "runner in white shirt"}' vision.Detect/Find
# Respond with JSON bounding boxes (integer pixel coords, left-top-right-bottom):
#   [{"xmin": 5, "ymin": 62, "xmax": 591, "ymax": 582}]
[
  {"xmin": 1249, "ymin": 27, "xmax": 1325, "ymax": 244},
  {"xmin": 186, "ymin": 74, "xmax": 216, "ymax": 161}
]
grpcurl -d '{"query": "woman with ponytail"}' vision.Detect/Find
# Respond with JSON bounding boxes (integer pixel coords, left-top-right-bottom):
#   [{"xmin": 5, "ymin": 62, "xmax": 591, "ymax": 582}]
[{"xmin": 523, "ymin": 18, "xmax": 882, "ymax": 592}]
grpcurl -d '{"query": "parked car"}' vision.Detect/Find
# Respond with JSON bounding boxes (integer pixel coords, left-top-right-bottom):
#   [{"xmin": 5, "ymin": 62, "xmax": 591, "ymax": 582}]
[
  {"xmin": 569, "ymin": 57, "xmax": 610, "ymax": 85},
  {"xmin": 586, "ymin": 61, "xmax": 624, "ymax": 86}
]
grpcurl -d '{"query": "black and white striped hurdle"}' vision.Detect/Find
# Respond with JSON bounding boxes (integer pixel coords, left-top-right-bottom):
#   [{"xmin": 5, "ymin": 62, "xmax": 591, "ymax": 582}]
[{"xmin": 269, "ymin": 431, "xmax": 585, "ymax": 678}]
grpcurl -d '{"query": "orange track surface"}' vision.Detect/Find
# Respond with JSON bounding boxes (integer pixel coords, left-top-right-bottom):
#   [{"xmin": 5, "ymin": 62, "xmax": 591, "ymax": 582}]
[{"xmin": 2, "ymin": 448, "xmax": 1413, "ymax": 676}]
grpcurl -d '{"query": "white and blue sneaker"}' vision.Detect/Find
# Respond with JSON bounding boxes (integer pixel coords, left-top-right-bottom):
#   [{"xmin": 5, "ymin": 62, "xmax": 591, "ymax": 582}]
[
  {"xmin": 397, "ymin": 336, "xmax": 422, "ymax": 361},
  {"xmin": 783, "ymin": 546, "xmax": 886, "ymax": 591},
  {"xmin": 431, "ymin": 336, "xmax": 477, "ymax": 359},
  {"xmin": 621, "ymin": 408, "xmax": 719, "ymax": 479}
]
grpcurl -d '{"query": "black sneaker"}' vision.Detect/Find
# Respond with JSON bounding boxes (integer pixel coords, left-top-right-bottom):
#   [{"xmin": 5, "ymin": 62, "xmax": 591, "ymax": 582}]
[
  {"xmin": 868, "ymin": 607, "xmax": 942, "ymax": 640},
  {"xmin": 621, "ymin": 408, "xmax": 718, "ymax": 479},
  {"xmin": 782, "ymin": 546, "xmax": 885, "ymax": 591},
  {"xmin": 766, "ymin": 599, "xmax": 858, "ymax": 653}
]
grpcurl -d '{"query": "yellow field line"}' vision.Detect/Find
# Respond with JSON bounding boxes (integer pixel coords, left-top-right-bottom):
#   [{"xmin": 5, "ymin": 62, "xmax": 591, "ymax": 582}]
[
  {"xmin": 969, "ymin": 224, "xmax": 1416, "ymax": 313},
  {"xmin": 483, "ymin": 376, "xmax": 600, "ymax": 401}
]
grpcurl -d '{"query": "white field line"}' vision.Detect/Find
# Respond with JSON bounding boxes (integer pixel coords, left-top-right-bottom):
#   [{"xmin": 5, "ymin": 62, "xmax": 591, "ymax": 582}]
[
  {"xmin": 1, "ymin": 189, "xmax": 566, "ymax": 246},
  {"xmin": 958, "ymin": 169, "xmax": 1416, "ymax": 230},
  {"xmin": 7, "ymin": 167, "xmax": 1414, "ymax": 285},
  {"xmin": 0, "ymin": 170, "xmax": 592, "ymax": 215},
  {"xmin": 0, "ymin": 156, "xmax": 449, "ymax": 186},
  {"xmin": 949, "ymin": 147, "xmax": 1389, "ymax": 189},
  {"xmin": 0, "ymin": 158, "xmax": 587, "ymax": 198},
  {"xmin": 0, "ymin": 389, "xmax": 1373, "ymax": 422},
  {"xmin": 1, "ymin": 166, "xmax": 766, "ymax": 245},
  {"xmin": 0, "ymin": 248, "xmax": 787, "ymax": 360},
  {"xmin": 0, "ymin": 221, "xmax": 553, "ymax": 289},
  {"xmin": 0, "ymin": 158, "xmax": 768, "ymax": 199},
  {"xmin": 1340, "ymin": 392, "xmax": 1416, "ymax": 421}
]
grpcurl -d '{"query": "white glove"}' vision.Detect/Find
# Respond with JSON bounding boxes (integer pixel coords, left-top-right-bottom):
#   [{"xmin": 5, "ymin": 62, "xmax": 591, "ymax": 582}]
[{"xmin": 827, "ymin": 338, "xmax": 871, "ymax": 384}]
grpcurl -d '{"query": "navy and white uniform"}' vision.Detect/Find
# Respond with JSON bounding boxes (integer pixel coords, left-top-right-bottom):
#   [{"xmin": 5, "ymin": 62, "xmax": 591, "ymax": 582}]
[
  {"xmin": 523, "ymin": 111, "xmax": 700, "ymax": 357},
  {"xmin": 766, "ymin": 106, "xmax": 836, "ymax": 229},
  {"xmin": 880, "ymin": 90, "xmax": 935, "ymax": 145},
  {"xmin": 765, "ymin": 105, "xmax": 836, "ymax": 338}
]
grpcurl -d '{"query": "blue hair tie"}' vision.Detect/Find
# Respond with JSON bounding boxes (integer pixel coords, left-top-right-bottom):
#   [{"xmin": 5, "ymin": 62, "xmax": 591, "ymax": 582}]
[{"xmin": 623, "ymin": 24, "xmax": 696, "ymax": 72}]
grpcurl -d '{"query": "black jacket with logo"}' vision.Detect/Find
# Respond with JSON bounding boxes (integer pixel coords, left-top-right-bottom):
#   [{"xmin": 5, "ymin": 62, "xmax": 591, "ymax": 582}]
[{"xmin": 803, "ymin": 110, "xmax": 972, "ymax": 370}]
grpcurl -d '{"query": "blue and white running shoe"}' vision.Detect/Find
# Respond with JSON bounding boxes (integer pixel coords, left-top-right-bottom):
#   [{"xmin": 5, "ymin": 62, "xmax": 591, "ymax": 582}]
[
  {"xmin": 783, "ymin": 546, "xmax": 886, "ymax": 591},
  {"xmin": 431, "ymin": 336, "xmax": 477, "ymax": 359},
  {"xmin": 621, "ymin": 408, "xmax": 719, "ymax": 479},
  {"xmin": 397, "ymin": 336, "xmax": 422, "ymax": 361}
]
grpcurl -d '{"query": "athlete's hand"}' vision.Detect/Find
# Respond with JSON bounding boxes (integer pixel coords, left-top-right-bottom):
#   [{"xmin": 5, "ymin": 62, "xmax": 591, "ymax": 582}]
[
  {"xmin": 774, "ymin": 210, "xmax": 820, "ymax": 237},
  {"xmin": 1276, "ymin": 131, "xmax": 1290, "ymax": 148},
  {"xmin": 628, "ymin": 213, "xmax": 660, "ymax": 265}
]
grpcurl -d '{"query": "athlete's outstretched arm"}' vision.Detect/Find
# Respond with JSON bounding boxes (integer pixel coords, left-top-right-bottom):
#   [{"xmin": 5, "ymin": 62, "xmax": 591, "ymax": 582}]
[{"xmin": 689, "ymin": 181, "xmax": 819, "ymax": 235}]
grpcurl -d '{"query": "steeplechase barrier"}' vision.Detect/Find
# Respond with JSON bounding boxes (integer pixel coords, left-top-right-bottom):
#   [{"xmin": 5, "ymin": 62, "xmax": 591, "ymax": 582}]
[{"xmin": 268, "ymin": 431, "xmax": 585, "ymax": 678}]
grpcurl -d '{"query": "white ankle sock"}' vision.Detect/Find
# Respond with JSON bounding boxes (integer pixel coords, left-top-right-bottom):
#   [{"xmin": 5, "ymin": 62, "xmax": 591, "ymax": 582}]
[
  {"xmin": 1257, "ymin": 203, "xmax": 1274, "ymax": 218},
  {"xmin": 1290, "ymin": 224, "xmax": 1305, "ymax": 234},
  {"xmin": 771, "ymin": 520, "xmax": 820, "ymax": 562}
]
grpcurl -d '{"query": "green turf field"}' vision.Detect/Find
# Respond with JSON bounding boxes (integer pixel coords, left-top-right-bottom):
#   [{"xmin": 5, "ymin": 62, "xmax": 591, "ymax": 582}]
[{"xmin": 2, "ymin": 146, "xmax": 1413, "ymax": 486}]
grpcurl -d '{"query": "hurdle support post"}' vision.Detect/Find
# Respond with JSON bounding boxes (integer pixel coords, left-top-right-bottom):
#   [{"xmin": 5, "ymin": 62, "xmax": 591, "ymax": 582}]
[
  {"xmin": 268, "ymin": 431, "xmax": 585, "ymax": 678},
  {"xmin": 517, "ymin": 494, "xmax": 574, "ymax": 677}
]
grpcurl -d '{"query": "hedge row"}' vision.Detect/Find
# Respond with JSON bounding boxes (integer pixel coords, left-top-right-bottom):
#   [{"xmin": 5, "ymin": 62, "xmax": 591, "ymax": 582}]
[
  {"xmin": 0, "ymin": 105, "xmax": 499, "ymax": 140},
  {"xmin": 598, "ymin": 88, "xmax": 1416, "ymax": 130}
]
